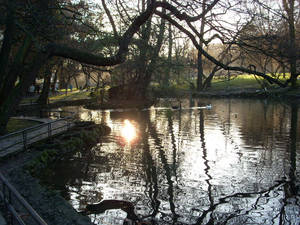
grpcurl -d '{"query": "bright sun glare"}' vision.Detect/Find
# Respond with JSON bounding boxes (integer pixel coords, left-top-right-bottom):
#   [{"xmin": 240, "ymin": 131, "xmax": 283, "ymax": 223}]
[{"xmin": 121, "ymin": 119, "xmax": 136, "ymax": 144}]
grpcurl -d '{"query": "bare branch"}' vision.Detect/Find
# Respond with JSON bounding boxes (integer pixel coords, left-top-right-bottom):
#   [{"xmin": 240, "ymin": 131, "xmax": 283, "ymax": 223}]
[
  {"xmin": 46, "ymin": 0, "xmax": 157, "ymax": 66},
  {"xmin": 101, "ymin": 0, "xmax": 118, "ymax": 38},
  {"xmin": 155, "ymin": 10, "xmax": 285, "ymax": 87}
]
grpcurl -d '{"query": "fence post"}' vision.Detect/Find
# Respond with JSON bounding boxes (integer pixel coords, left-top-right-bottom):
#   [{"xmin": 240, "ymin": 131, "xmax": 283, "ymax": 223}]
[
  {"xmin": 67, "ymin": 119, "xmax": 70, "ymax": 130},
  {"xmin": 8, "ymin": 188, "xmax": 13, "ymax": 225},
  {"xmin": 0, "ymin": 173, "xmax": 49, "ymax": 225},
  {"xmin": 22, "ymin": 130, "xmax": 27, "ymax": 150},
  {"xmin": 2, "ymin": 184, "xmax": 8, "ymax": 219},
  {"xmin": 48, "ymin": 123, "xmax": 52, "ymax": 137}
]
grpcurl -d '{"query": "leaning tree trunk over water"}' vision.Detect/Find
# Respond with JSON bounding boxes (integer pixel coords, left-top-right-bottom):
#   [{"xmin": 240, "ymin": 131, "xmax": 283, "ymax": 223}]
[
  {"xmin": 0, "ymin": 0, "xmax": 157, "ymax": 133},
  {"xmin": 109, "ymin": 0, "xmax": 166, "ymax": 100}
]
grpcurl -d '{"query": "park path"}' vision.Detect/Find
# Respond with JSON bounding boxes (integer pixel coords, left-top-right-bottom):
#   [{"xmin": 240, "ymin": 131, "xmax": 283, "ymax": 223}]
[
  {"xmin": 0, "ymin": 116, "xmax": 74, "ymax": 225},
  {"xmin": 0, "ymin": 213, "xmax": 5, "ymax": 225},
  {"xmin": 0, "ymin": 116, "xmax": 73, "ymax": 159}
]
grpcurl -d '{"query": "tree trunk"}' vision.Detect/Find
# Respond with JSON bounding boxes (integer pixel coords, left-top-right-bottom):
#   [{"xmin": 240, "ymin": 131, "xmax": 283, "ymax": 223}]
[
  {"xmin": 37, "ymin": 67, "xmax": 52, "ymax": 105},
  {"xmin": 283, "ymin": 0, "xmax": 297, "ymax": 88},
  {"xmin": 288, "ymin": 9, "xmax": 297, "ymax": 88},
  {"xmin": 74, "ymin": 76, "xmax": 79, "ymax": 90},
  {"xmin": 52, "ymin": 66, "xmax": 59, "ymax": 93},
  {"xmin": 0, "ymin": 53, "xmax": 48, "ymax": 134},
  {"xmin": 0, "ymin": 36, "xmax": 32, "ymax": 105},
  {"xmin": 163, "ymin": 22, "xmax": 173, "ymax": 87},
  {"xmin": 133, "ymin": 0, "xmax": 166, "ymax": 98},
  {"xmin": 0, "ymin": 6, "xmax": 15, "ymax": 87},
  {"xmin": 197, "ymin": 0, "xmax": 206, "ymax": 91},
  {"xmin": 197, "ymin": 50, "xmax": 204, "ymax": 91},
  {"xmin": 203, "ymin": 68, "xmax": 218, "ymax": 89}
]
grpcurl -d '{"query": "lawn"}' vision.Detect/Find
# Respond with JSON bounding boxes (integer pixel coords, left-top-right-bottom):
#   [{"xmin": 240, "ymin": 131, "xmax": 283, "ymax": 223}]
[
  {"xmin": 6, "ymin": 118, "xmax": 42, "ymax": 134},
  {"xmin": 209, "ymin": 74, "xmax": 296, "ymax": 91},
  {"xmin": 211, "ymin": 74, "xmax": 265, "ymax": 90},
  {"xmin": 20, "ymin": 90, "xmax": 92, "ymax": 105},
  {"xmin": 49, "ymin": 90, "xmax": 91, "ymax": 102}
]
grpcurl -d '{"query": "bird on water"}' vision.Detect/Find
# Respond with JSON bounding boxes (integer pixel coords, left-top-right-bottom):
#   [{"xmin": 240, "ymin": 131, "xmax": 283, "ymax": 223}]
[{"xmin": 171, "ymin": 101, "xmax": 182, "ymax": 110}]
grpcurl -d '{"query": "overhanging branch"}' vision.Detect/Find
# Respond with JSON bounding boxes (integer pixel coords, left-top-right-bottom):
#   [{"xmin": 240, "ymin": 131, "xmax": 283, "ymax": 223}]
[{"xmin": 45, "ymin": 0, "xmax": 157, "ymax": 66}]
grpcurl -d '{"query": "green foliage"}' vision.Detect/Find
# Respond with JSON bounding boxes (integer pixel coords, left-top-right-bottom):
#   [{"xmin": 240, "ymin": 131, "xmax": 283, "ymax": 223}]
[
  {"xmin": 27, "ymin": 149, "xmax": 58, "ymax": 175},
  {"xmin": 79, "ymin": 129, "xmax": 98, "ymax": 145},
  {"xmin": 26, "ymin": 123, "xmax": 111, "ymax": 177}
]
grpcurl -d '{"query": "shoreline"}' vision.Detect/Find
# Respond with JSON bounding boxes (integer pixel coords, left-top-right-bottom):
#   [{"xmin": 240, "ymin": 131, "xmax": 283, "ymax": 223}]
[
  {"xmin": 16, "ymin": 87, "xmax": 300, "ymax": 114},
  {"xmin": 192, "ymin": 87, "xmax": 300, "ymax": 99},
  {"xmin": 0, "ymin": 121, "xmax": 111, "ymax": 225},
  {"xmin": 2, "ymin": 92, "xmax": 299, "ymax": 224}
]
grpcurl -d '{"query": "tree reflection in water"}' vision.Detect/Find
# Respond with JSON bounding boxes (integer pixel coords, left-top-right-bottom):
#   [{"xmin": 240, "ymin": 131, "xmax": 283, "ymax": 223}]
[{"xmin": 41, "ymin": 100, "xmax": 300, "ymax": 225}]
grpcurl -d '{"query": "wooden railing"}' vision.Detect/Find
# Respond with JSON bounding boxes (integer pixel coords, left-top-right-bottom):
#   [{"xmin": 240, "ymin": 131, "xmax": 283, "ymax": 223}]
[
  {"xmin": 0, "ymin": 172, "xmax": 48, "ymax": 225},
  {"xmin": 0, "ymin": 111, "xmax": 74, "ymax": 156}
]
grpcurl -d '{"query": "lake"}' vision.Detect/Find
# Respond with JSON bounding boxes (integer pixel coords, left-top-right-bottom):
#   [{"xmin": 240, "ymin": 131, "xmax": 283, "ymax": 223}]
[{"xmin": 44, "ymin": 98, "xmax": 300, "ymax": 225}]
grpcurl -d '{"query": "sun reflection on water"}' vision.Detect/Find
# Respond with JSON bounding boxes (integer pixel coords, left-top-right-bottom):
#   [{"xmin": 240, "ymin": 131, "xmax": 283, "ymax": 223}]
[{"xmin": 121, "ymin": 119, "xmax": 137, "ymax": 144}]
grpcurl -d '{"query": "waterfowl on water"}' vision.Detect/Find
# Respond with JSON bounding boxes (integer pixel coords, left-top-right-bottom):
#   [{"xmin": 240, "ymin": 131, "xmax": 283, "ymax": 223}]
[
  {"xmin": 171, "ymin": 101, "xmax": 182, "ymax": 109},
  {"xmin": 205, "ymin": 104, "xmax": 212, "ymax": 109}
]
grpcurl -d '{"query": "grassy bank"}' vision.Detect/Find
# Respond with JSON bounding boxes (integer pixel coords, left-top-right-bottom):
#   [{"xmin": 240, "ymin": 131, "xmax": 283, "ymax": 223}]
[
  {"xmin": 6, "ymin": 118, "xmax": 42, "ymax": 134},
  {"xmin": 49, "ymin": 90, "xmax": 91, "ymax": 102},
  {"xmin": 153, "ymin": 74, "xmax": 300, "ymax": 98},
  {"xmin": 20, "ymin": 89, "xmax": 91, "ymax": 105},
  {"xmin": 210, "ymin": 74, "xmax": 298, "ymax": 90}
]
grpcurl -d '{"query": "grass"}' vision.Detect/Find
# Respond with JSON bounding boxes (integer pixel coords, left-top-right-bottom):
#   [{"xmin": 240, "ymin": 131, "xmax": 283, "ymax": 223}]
[
  {"xmin": 208, "ymin": 74, "xmax": 299, "ymax": 91},
  {"xmin": 20, "ymin": 90, "xmax": 92, "ymax": 104},
  {"xmin": 6, "ymin": 118, "xmax": 42, "ymax": 134},
  {"xmin": 21, "ymin": 96, "xmax": 37, "ymax": 104},
  {"xmin": 211, "ymin": 75, "xmax": 265, "ymax": 90},
  {"xmin": 155, "ymin": 73, "xmax": 300, "ymax": 96},
  {"xmin": 49, "ymin": 90, "xmax": 91, "ymax": 102}
]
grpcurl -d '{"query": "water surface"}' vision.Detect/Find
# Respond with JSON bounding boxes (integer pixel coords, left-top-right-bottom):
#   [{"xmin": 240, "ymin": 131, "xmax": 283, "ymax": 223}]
[{"xmin": 45, "ymin": 99, "xmax": 300, "ymax": 225}]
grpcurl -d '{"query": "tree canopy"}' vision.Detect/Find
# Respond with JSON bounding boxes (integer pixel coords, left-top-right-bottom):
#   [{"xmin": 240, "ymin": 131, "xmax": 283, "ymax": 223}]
[{"xmin": 0, "ymin": 0, "xmax": 299, "ymax": 132}]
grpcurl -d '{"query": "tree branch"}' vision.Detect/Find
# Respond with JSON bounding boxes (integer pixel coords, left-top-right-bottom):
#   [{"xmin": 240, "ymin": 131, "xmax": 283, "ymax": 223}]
[
  {"xmin": 46, "ymin": 0, "xmax": 157, "ymax": 66},
  {"xmin": 155, "ymin": 11, "xmax": 286, "ymax": 87},
  {"xmin": 155, "ymin": 0, "xmax": 220, "ymax": 22},
  {"xmin": 101, "ymin": 0, "xmax": 118, "ymax": 38}
]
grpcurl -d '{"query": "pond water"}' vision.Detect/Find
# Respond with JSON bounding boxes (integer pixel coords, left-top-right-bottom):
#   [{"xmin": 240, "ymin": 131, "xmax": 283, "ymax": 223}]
[{"xmin": 45, "ymin": 98, "xmax": 300, "ymax": 225}]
